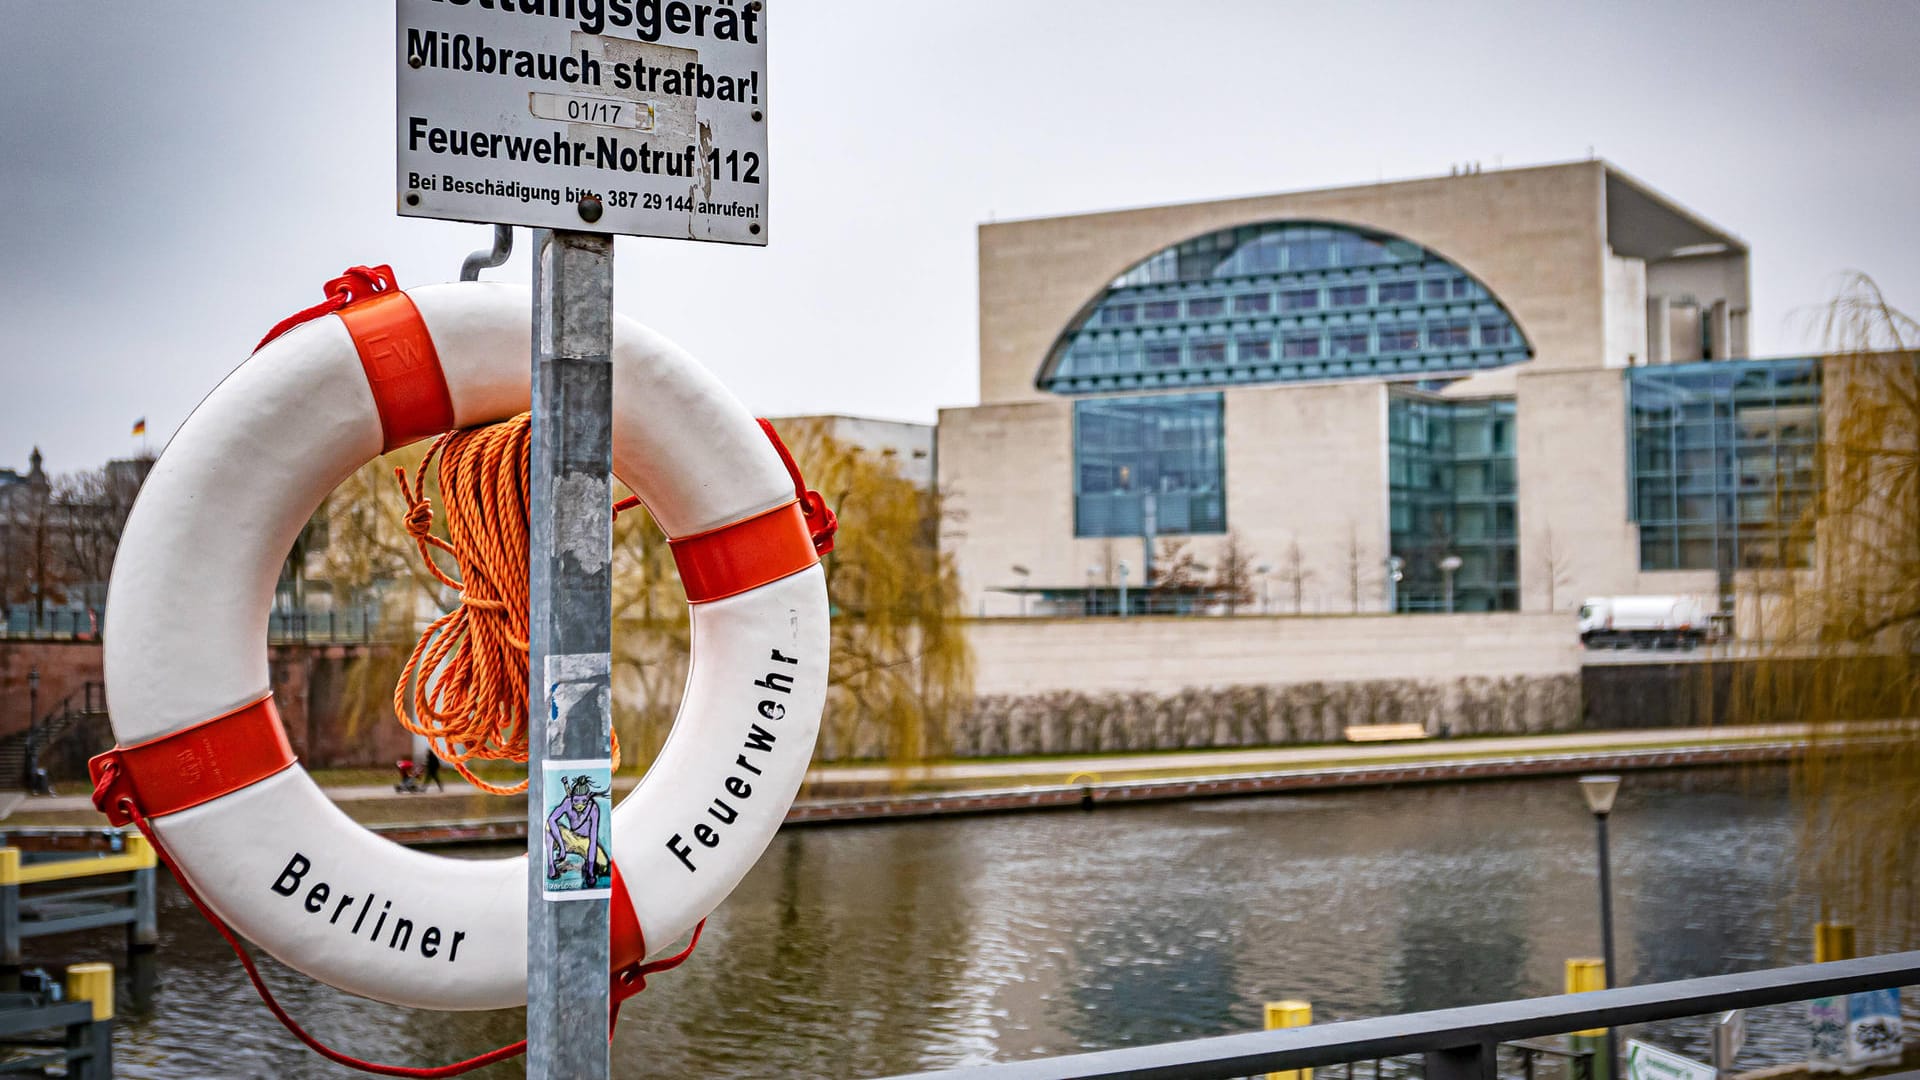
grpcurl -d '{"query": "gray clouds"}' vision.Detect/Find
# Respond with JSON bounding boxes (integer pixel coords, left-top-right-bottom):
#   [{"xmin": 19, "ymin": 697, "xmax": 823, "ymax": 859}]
[{"xmin": 3, "ymin": 0, "xmax": 1917, "ymax": 474}]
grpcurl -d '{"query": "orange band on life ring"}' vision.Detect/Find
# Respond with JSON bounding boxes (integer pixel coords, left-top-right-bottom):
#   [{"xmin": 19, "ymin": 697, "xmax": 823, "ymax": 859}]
[
  {"xmin": 337, "ymin": 291, "xmax": 455, "ymax": 452},
  {"xmin": 669, "ymin": 500, "xmax": 821, "ymax": 604},
  {"xmin": 89, "ymin": 696, "xmax": 296, "ymax": 826}
]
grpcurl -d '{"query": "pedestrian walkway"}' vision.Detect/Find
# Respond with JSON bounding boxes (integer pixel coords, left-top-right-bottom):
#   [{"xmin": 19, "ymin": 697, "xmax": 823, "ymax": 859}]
[{"xmin": 3, "ymin": 725, "xmax": 1808, "ymax": 825}]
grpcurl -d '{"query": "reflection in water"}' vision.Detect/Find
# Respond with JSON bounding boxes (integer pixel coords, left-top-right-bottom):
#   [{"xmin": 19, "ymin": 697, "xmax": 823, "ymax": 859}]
[{"xmin": 24, "ymin": 767, "xmax": 1877, "ymax": 1079}]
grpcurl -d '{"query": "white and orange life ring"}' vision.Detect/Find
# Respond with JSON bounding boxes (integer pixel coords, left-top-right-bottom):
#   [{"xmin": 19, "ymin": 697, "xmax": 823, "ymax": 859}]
[{"xmin": 89, "ymin": 268, "xmax": 829, "ymax": 1011}]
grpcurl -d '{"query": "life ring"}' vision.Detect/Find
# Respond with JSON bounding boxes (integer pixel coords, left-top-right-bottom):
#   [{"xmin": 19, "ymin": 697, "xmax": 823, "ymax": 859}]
[{"xmin": 88, "ymin": 270, "xmax": 829, "ymax": 1011}]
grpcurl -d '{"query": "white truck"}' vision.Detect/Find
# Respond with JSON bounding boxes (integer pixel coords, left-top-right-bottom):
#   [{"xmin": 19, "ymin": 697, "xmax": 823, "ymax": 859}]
[{"xmin": 1578, "ymin": 595, "xmax": 1714, "ymax": 650}]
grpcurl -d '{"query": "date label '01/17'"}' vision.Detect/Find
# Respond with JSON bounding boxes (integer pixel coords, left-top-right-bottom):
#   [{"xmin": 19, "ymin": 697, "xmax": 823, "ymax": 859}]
[{"xmin": 528, "ymin": 92, "xmax": 657, "ymax": 132}]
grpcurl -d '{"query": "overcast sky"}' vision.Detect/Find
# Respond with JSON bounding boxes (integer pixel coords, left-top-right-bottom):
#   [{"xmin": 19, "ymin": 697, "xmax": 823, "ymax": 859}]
[{"xmin": 3, "ymin": 1, "xmax": 1916, "ymax": 475}]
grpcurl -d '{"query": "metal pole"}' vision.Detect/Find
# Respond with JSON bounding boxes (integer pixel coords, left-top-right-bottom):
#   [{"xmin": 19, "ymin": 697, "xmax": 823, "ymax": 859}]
[
  {"xmin": 526, "ymin": 228, "xmax": 614, "ymax": 1079},
  {"xmin": 1596, "ymin": 812, "xmax": 1619, "ymax": 1080}
]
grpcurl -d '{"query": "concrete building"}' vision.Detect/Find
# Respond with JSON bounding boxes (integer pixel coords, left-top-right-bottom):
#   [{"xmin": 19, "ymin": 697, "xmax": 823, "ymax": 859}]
[
  {"xmin": 938, "ymin": 160, "xmax": 1801, "ymax": 623},
  {"xmin": 769, "ymin": 414, "xmax": 937, "ymax": 489}
]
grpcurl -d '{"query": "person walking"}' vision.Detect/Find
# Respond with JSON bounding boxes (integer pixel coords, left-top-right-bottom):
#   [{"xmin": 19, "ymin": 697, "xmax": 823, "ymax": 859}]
[{"xmin": 423, "ymin": 749, "xmax": 444, "ymax": 792}]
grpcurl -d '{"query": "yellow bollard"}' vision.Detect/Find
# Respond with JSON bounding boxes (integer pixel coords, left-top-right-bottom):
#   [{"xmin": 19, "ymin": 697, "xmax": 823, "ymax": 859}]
[
  {"xmin": 1265, "ymin": 1000, "xmax": 1312, "ymax": 1080},
  {"xmin": 1814, "ymin": 923, "xmax": 1855, "ymax": 964},
  {"xmin": 1566, "ymin": 958, "xmax": 1607, "ymax": 1037},
  {"xmin": 66, "ymin": 963, "xmax": 114, "ymax": 1022},
  {"xmin": 0, "ymin": 848, "xmax": 20, "ymax": 887}
]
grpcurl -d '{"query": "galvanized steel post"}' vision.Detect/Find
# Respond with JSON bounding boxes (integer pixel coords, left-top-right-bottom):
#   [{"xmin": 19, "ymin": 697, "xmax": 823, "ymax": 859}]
[{"xmin": 527, "ymin": 228, "xmax": 615, "ymax": 1079}]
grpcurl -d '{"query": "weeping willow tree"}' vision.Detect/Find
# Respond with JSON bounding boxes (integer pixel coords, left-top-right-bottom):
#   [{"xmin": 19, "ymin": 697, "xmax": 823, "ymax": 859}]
[
  {"xmin": 315, "ymin": 417, "xmax": 973, "ymax": 774},
  {"xmin": 1746, "ymin": 274, "xmax": 1920, "ymax": 950}
]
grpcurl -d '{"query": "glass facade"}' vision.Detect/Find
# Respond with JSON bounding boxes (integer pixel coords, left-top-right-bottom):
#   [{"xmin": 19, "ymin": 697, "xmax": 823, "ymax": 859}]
[
  {"xmin": 1038, "ymin": 222, "xmax": 1531, "ymax": 395},
  {"xmin": 1074, "ymin": 393, "xmax": 1225, "ymax": 538},
  {"xmin": 1627, "ymin": 358, "xmax": 1821, "ymax": 572},
  {"xmin": 1388, "ymin": 393, "xmax": 1518, "ymax": 611}
]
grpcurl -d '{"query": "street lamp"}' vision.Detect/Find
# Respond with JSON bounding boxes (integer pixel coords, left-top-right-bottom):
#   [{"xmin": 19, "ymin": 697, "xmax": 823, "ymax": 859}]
[
  {"xmin": 1117, "ymin": 560, "xmax": 1130, "ymax": 619},
  {"xmin": 1580, "ymin": 774, "xmax": 1623, "ymax": 1080},
  {"xmin": 1010, "ymin": 564, "xmax": 1031, "ymax": 617},
  {"xmin": 1439, "ymin": 553, "xmax": 1463, "ymax": 613},
  {"xmin": 1386, "ymin": 555, "xmax": 1405, "ymax": 613},
  {"xmin": 1255, "ymin": 563, "xmax": 1273, "ymax": 614},
  {"xmin": 1085, "ymin": 564, "xmax": 1102, "ymax": 616}
]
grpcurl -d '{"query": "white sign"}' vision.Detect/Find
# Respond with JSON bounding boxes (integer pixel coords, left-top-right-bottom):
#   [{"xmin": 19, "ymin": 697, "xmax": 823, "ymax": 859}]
[
  {"xmin": 396, "ymin": 0, "xmax": 769, "ymax": 244},
  {"xmin": 1626, "ymin": 1039, "xmax": 1717, "ymax": 1080}
]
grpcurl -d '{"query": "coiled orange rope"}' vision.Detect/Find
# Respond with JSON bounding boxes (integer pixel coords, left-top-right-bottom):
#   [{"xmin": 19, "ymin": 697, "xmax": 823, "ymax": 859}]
[{"xmin": 390, "ymin": 414, "xmax": 618, "ymax": 795}]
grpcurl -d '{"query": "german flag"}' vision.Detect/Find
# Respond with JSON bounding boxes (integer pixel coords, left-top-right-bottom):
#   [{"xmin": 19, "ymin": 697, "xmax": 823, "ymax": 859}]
[{"xmin": 131, "ymin": 417, "xmax": 147, "ymax": 437}]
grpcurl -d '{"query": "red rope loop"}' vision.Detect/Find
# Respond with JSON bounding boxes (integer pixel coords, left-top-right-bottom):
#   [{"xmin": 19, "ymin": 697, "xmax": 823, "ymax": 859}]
[
  {"xmin": 757, "ymin": 419, "xmax": 837, "ymax": 555},
  {"xmin": 255, "ymin": 265, "xmax": 401, "ymax": 353}
]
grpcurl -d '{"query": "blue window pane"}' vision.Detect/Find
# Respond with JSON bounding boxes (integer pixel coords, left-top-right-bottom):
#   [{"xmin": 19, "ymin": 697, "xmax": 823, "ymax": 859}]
[
  {"xmin": 1379, "ymin": 281, "xmax": 1419, "ymax": 304},
  {"xmin": 1236, "ymin": 336, "xmax": 1272, "ymax": 362},
  {"xmin": 1627, "ymin": 358, "xmax": 1821, "ymax": 571},
  {"xmin": 1191, "ymin": 339, "xmax": 1227, "ymax": 365},
  {"xmin": 1480, "ymin": 320, "xmax": 1514, "ymax": 346},
  {"xmin": 1187, "ymin": 296, "xmax": 1225, "ymax": 318},
  {"xmin": 1280, "ymin": 288, "xmax": 1320, "ymax": 312},
  {"xmin": 1233, "ymin": 293, "xmax": 1271, "ymax": 315},
  {"xmin": 1330, "ymin": 331, "xmax": 1370, "ymax": 356},
  {"xmin": 1430, "ymin": 322, "xmax": 1471, "ymax": 348},
  {"xmin": 1282, "ymin": 334, "xmax": 1321, "ymax": 359},
  {"xmin": 1074, "ymin": 393, "xmax": 1226, "ymax": 538},
  {"xmin": 1379, "ymin": 326, "xmax": 1420, "ymax": 351},
  {"xmin": 1330, "ymin": 285, "xmax": 1369, "ymax": 307},
  {"xmin": 1146, "ymin": 344, "xmax": 1182, "ymax": 368},
  {"xmin": 1143, "ymin": 300, "xmax": 1180, "ymax": 320},
  {"xmin": 1101, "ymin": 304, "xmax": 1138, "ymax": 326}
]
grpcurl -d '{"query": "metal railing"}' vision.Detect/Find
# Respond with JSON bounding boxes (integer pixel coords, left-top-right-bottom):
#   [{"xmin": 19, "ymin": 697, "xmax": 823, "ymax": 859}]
[{"xmin": 872, "ymin": 951, "xmax": 1920, "ymax": 1080}]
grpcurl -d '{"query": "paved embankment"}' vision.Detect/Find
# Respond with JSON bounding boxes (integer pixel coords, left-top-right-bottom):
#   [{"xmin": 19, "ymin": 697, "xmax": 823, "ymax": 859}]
[{"xmin": 0, "ymin": 726, "xmax": 1810, "ymax": 844}]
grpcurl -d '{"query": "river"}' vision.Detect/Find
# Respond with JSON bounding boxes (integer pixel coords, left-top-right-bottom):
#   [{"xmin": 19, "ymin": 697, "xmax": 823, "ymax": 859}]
[{"xmin": 50, "ymin": 767, "xmax": 1892, "ymax": 1078}]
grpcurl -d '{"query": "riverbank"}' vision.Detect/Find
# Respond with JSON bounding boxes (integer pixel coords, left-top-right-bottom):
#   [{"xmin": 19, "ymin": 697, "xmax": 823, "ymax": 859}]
[{"xmin": 0, "ymin": 725, "xmax": 1810, "ymax": 840}]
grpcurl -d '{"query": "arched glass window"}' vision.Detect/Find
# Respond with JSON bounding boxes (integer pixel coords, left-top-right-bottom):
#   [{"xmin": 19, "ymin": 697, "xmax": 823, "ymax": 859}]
[{"xmin": 1037, "ymin": 221, "xmax": 1532, "ymax": 394}]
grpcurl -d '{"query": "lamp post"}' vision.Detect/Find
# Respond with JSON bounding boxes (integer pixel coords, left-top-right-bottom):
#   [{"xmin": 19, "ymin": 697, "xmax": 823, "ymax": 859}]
[
  {"xmin": 1255, "ymin": 563, "xmax": 1273, "ymax": 614},
  {"xmin": 1085, "ymin": 565, "xmax": 1101, "ymax": 616},
  {"xmin": 1386, "ymin": 556, "xmax": 1405, "ymax": 613},
  {"xmin": 1439, "ymin": 554, "xmax": 1463, "ymax": 613},
  {"xmin": 1011, "ymin": 564, "xmax": 1031, "ymax": 617},
  {"xmin": 1117, "ymin": 561, "xmax": 1130, "ymax": 619},
  {"xmin": 1580, "ymin": 774, "xmax": 1623, "ymax": 1080}
]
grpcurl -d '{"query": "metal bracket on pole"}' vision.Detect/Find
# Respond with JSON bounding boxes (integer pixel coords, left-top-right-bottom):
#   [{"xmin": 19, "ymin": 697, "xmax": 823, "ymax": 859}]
[
  {"xmin": 461, "ymin": 225, "xmax": 515, "ymax": 282},
  {"xmin": 526, "ymin": 228, "xmax": 614, "ymax": 1079}
]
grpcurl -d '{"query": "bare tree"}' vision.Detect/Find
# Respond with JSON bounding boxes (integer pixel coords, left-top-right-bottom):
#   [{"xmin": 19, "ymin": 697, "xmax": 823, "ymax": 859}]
[
  {"xmin": 1211, "ymin": 530, "xmax": 1258, "ymax": 614},
  {"xmin": 1536, "ymin": 522, "xmax": 1575, "ymax": 612},
  {"xmin": 1279, "ymin": 535, "xmax": 1314, "ymax": 613},
  {"xmin": 1344, "ymin": 522, "xmax": 1374, "ymax": 613}
]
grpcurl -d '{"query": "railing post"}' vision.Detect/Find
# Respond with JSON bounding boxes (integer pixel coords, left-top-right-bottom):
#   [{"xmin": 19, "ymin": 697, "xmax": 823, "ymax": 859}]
[
  {"xmin": 1424, "ymin": 1042, "xmax": 1496, "ymax": 1080},
  {"xmin": 127, "ymin": 836, "xmax": 158, "ymax": 957},
  {"xmin": 66, "ymin": 962, "xmax": 114, "ymax": 1079},
  {"xmin": 0, "ymin": 848, "xmax": 21, "ymax": 979}
]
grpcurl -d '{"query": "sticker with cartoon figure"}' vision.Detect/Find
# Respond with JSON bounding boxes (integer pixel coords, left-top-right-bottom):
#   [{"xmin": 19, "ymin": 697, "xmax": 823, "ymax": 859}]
[{"xmin": 542, "ymin": 760, "xmax": 613, "ymax": 901}]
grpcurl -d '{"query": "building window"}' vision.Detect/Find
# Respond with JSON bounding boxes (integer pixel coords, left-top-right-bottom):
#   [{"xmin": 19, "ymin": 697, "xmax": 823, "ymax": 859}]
[
  {"xmin": 1039, "ymin": 221, "xmax": 1532, "ymax": 393},
  {"xmin": 1379, "ymin": 326, "xmax": 1420, "ymax": 352},
  {"xmin": 1074, "ymin": 393, "xmax": 1227, "ymax": 538},
  {"xmin": 1627, "ymin": 358, "xmax": 1821, "ymax": 572},
  {"xmin": 1280, "ymin": 287, "xmax": 1321, "ymax": 312},
  {"xmin": 1187, "ymin": 296, "xmax": 1225, "ymax": 319},
  {"xmin": 1282, "ymin": 334, "xmax": 1322, "ymax": 359},
  {"xmin": 1330, "ymin": 330, "xmax": 1370, "ymax": 356},
  {"xmin": 1236, "ymin": 336, "xmax": 1273, "ymax": 362},
  {"xmin": 1330, "ymin": 284, "xmax": 1369, "ymax": 308},
  {"xmin": 1145, "ymin": 344, "xmax": 1183, "ymax": 368},
  {"xmin": 1190, "ymin": 339, "xmax": 1227, "ymax": 365},
  {"xmin": 1390, "ymin": 393, "xmax": 1519, "ymax": 612}
]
